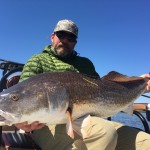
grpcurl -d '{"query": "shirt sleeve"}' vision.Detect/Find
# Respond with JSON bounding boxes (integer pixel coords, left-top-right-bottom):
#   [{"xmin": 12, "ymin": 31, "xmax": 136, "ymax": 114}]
[{"xmin": 19, "ymin": 54, "xmax": 43, "ymax": 82}]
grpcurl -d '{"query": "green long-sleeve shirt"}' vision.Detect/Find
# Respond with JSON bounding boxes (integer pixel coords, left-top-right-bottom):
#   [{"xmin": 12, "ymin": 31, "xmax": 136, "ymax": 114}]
[{"xmin": 20, "ymin": 45, "xmax": 99, "ymax": 81}]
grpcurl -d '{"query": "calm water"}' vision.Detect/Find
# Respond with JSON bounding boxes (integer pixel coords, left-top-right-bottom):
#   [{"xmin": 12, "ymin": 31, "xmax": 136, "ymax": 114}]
[{"xmin": 111, "ymin": 112, "xmax": 150, "ymax": 132}]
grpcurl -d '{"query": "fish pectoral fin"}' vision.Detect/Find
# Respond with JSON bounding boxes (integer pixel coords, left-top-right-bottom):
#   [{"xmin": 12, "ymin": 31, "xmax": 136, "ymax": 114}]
[
  {"xmin": 66, "ymin": 111, "xmax": 74, "ymax": 139},
  {"xmin": 122, "ymin": 103, "xmax": 134, "ymax": 115},
  {"xmin": 73, "ymin": 115, "xmax": 92, "ymax": 139}
]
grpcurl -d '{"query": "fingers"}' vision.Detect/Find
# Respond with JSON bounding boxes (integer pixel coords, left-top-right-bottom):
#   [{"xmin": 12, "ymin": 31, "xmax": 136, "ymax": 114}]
[
  {"xmin": 140, "ymin": 74, "xmax": 150, "ymax": 79},
  {"xmin": 15, "ymin": 121, "xmax": 46, "ymax": 132},
  {"xmin": 30, "ymin": 121, "xmax": 46, "ymax": 130},
  {"xmin": 15, "ymin": 121, "xmax": 32, "ymax": 132},
  {"xmin": 140, "ymin": 74, "xmax": 150, "ymax": 93},
  {"xmin": 146, "ymin": 80, "xmax": 150, "ymax": 92}
]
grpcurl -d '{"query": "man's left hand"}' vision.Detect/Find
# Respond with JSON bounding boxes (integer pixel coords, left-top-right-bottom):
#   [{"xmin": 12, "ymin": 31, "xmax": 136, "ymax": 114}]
[{"xmin": 140, "ymin": 73, "xmax": 150, "ymax": 93}]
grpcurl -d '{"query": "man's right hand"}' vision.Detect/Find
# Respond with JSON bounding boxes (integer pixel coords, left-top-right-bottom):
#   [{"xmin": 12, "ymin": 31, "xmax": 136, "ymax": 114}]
[{"xmin": 15, "ymin": 121, "xmax": 46, "ymax": 132}]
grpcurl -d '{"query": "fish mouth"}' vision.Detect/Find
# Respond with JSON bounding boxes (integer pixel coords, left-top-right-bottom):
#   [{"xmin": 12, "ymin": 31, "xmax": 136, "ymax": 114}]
[{"xmin": 0, "ymin": 110, "xmax": 21, "ymax": 126}]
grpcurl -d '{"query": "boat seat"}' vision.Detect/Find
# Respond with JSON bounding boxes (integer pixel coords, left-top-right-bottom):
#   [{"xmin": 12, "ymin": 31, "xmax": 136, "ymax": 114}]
[{"xmin": 6, "ymin": 75, "xmax": 21, "ymax": 89}]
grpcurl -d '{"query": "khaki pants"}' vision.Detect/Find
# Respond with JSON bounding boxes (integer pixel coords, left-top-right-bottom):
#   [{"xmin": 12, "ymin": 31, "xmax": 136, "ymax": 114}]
[
  {"xmin": 112, "ymin": 121, "xmax": 150, "ymax": 150},
  {"xmin": 32, "ymin": 117, "xmax": 150, "ymax": 150}
]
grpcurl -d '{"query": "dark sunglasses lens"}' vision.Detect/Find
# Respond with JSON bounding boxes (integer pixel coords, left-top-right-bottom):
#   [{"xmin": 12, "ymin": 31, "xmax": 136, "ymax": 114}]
[
  {"xmin": 67, "ymin": 35, "xmax": 76, "ymax": 42},
  {"xmin": 56, "ymin": 32, "xmax": 64, "ymax": 39},
  {"xmin": 55, "ymin": 32, "xmax": 76, "ymax": 42}
]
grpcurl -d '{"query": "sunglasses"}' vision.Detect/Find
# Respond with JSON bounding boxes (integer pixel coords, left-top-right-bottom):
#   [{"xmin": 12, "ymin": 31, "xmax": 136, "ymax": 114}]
[{"xmin": 55, "ymin": 31, "xmax": 77, "ymax": 43}]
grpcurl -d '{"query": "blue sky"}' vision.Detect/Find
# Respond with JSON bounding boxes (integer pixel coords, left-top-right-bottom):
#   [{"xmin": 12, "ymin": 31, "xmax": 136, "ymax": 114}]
[{"xmin": 0, "ymin": 0, "xmax": 150, "ymax": 102}]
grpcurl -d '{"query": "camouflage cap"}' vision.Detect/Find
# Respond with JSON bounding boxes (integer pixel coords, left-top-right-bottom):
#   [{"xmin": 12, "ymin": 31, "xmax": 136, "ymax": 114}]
[{"xmin": 54, "ymin": 19, "xmax": 78, "ymax": 37}]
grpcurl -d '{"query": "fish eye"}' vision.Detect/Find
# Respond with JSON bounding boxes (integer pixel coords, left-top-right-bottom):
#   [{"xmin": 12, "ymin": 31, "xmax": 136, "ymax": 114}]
[{"xmin": 11, "ymin": 94, "xmax": 19, "ymax": 101}]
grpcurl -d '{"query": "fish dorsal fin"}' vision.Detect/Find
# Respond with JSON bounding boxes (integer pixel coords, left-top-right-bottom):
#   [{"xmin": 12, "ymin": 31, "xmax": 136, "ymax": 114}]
[{"xmin": 102, "ymin": 71, "xmax": 144, "ymax": 82}]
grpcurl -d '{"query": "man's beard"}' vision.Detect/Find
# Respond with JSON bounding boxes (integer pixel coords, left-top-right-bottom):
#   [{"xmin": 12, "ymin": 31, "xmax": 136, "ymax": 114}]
[{"xmin": 53, "ymin": 44, "xmax": 73, "ymax": 58}]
